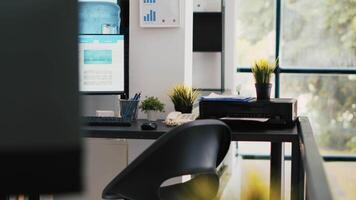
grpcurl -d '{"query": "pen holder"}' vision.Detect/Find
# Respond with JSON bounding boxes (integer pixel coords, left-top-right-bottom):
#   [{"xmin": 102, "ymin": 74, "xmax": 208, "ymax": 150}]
[{"xmin": 120, "ymin": 100, "xmax": 139, "ymax": 121}]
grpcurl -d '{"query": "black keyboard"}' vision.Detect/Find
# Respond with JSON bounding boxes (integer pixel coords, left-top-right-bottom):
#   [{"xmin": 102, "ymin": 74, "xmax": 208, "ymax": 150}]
[{"xmin": 82, "ymin": 116, "xmax": 132, "ymax": 127}]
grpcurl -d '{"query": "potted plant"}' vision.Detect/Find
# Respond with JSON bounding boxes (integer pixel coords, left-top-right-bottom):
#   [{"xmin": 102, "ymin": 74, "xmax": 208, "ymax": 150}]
[
  {"xmin": 252, "ymin": 58, "xmax": 276, "ymax": 100},
  {"xmin": 139, "ymin": 96, "xmax": 165, "ymax": 121},
  {"xmin": 168, "ymin": 84, "xmax": 199, "ymax": 113},
  {"xmin": 241, "ymin": 171, "xmax": 268, "ymax": 200}
]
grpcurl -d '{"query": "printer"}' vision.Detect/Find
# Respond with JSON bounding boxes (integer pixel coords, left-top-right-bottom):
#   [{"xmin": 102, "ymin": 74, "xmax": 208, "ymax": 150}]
[{"xmin": 199, "ymin": 98, "xmax": 298, "ymax": 129}]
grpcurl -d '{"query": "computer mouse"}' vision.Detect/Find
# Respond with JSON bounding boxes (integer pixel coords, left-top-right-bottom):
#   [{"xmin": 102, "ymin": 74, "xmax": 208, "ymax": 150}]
[{"xmin": 141, "ymin": 122, "xmax": 158, "ymax": 130}]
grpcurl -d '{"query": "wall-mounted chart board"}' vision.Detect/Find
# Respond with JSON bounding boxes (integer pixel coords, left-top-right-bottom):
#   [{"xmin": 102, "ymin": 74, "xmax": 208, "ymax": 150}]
[{"xmin": 140, "ymin": 0, "xmax": 181, "ymax": 28}]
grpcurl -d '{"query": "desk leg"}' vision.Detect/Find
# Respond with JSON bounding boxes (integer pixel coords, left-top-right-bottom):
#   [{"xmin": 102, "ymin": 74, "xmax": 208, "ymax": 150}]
[
  {"xmin": 291, "ymin": 140, "xmax": 304, "ymax": 200},
  {"xmin": 270, "ymin": 142, "xmax": 284, "ymax": 200}
]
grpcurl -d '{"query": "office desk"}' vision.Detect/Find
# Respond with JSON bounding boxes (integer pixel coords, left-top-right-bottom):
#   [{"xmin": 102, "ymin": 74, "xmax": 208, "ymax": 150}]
[{"xmin": 83, "ymin": 119, "xmax": 302, "ymax": 200}]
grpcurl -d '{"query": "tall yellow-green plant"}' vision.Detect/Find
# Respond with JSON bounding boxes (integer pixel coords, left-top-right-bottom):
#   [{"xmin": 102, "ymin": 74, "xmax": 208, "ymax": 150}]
[
  {"xmin": 251, "ymin": 59, "xmax": 277, "ymax": 84},
  {"xmin": 241, "ymin": 171, "xmax": 269, "ymax": 200},
  {"xmin": 168, "ymin": 84, "xmax": 199, "ymax": 108}
]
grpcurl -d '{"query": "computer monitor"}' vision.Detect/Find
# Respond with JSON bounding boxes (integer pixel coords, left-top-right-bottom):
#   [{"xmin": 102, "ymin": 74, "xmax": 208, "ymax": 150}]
[
  {"xmin": 0, "ymin": 0, "xmax": 81, "ymax": 194},
  {"xmin": 79, "ymin": 34, "xmax": 125, "ymax": 94}
]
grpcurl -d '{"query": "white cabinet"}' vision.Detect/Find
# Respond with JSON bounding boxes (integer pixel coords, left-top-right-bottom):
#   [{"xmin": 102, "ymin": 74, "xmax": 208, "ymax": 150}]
[{"xmin": 55, "ymin": 139, "xmax": 128, "ymax": 200}]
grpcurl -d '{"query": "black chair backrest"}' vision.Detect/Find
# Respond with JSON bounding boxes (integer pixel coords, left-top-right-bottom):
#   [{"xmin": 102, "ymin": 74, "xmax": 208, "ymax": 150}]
[{"xmin": 102, "ymin": 119, "xmax": 231, "ymax": 200}]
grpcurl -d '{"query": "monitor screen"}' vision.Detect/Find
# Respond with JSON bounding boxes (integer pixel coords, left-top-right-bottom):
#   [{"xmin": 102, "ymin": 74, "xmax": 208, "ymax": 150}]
[{"xmin": 79, "ymin": 34, "xmax": 124, "ymax": 93}]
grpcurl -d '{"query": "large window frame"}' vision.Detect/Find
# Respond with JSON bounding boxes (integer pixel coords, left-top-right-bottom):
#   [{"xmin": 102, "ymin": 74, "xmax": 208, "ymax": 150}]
[{"xmin": 236, "ymin": 0, "xmax": 356, "ymax": 161}]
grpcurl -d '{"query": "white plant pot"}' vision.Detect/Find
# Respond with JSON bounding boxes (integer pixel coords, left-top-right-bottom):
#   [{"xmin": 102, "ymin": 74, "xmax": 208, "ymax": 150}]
[{"xmin": 146, "ymin": 110, "xmax": 158, "ymax": 121}]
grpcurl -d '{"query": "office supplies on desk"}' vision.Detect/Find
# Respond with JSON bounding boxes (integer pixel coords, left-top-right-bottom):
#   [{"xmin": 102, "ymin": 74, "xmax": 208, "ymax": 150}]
[
  {"xmin": 82, "ymin": 116, "xmax": 131, "ymax": 127},
  {"xmin": 120, "ymin": 92, "xmax": 141, "ymax": 120},
  {"xmin": 96, "ymin": 110, "xmax": 115, "ymax": 117},
  {"xmin": 141, "ymin": 122, "xmax": 158, "ymax": 130},
  {"xmin": 200, "ymin": 93, "xmax": 254, "ymax": 102},
  {"xmin": 164, "ymin": 112, "xmax": 198, "ymax": 126},
  {"xmin": 199, "ymin": 98, "xmax": 297, "ymax": 129}
]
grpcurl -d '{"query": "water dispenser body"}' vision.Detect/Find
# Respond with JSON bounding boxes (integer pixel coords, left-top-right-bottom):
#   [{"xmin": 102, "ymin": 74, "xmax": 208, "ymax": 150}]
[{"xmin": 79, "ymin": 2, "xmax": 121, "ymax": 34}]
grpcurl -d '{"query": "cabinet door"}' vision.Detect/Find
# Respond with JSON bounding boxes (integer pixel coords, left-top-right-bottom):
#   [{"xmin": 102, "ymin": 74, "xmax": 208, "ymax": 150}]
[{"xmin": 54, "ymin": 139, "xmax": 128, "ymax": 200}]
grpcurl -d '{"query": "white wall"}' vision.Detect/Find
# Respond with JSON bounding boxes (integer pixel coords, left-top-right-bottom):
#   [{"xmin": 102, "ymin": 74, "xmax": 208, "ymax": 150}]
[
  {"xmin": 193, "ymin": 52, "xmax": 222, "ymax": 89},
  {"xmin": 55, "ymin": 139, "xmax": 127, "ymax": 200},
  {"xmin": 126, "ymin": 0, "xmax": 193, "ymax": 179},
  {"xmin": 129, "ymin": 0, "xmax": 193, "ymax": 119},
  {"xmin": 126, "ymin": 0, "xmax": 193, "ymax": 188},
  {"xmin": 223, "ymin": 0, "xmax": 238, "ymax": 93}
]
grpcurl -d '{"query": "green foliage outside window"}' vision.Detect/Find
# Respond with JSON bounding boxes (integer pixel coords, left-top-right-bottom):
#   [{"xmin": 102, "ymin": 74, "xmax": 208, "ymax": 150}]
[
  {"xmin": 235, "ymin": 0, "xmax": 356, "ymax": 154},
  {"xmin": 325, "ymin": 0, "xmax": 356, "ymax": 51}
]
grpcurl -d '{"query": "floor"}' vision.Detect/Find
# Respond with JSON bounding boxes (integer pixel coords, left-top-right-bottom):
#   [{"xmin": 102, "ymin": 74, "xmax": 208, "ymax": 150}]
[
  {"xmin": 217, "ymin": 157, "xmax": 356, "ymax": 200},
  {"xmin": 217, "ymin": 157, "xmax": 292, "ymax": 200}
]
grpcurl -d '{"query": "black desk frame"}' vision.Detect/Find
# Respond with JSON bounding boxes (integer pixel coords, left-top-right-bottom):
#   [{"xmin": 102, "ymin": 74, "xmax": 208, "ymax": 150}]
[{"xmin": 84, "ymin": 119, "xmax": 305, "ymax": 200}]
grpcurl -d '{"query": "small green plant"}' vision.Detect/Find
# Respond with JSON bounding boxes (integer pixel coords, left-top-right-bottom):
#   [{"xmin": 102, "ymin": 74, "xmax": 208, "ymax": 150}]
[
  {"xmin": 168, "ymin": 84, "xmax": 199, "ymax": 109},
  {"xmin": 139, "ymin": 96, "xmax": 165, "ymax": 113},
  {"xmin": 252, "ymin": 58, "xmax": 277, "ymax": 84}
]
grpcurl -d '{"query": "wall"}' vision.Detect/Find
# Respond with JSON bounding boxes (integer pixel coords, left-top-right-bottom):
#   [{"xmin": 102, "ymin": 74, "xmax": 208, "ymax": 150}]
[
  {"xmin": 223, "ymin": 0, "xmax": 238, "ymax": 93},
  {"xmin": 127, "ymin": 0, "xmax": 193, "ymax": 184},
  {"xmin": 129, "ymin": 0, "xmax": 193, "ymax": 119},
  {"xmin": 55, "ymin": 139, "xmax": 127, "ymax": 200}
]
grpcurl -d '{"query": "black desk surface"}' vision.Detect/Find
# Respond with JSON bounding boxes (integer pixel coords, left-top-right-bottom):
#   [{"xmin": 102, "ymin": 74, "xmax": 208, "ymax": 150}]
[{"xmin": 83, "ymin": 119, "xmax": 299, "ymax": 142}]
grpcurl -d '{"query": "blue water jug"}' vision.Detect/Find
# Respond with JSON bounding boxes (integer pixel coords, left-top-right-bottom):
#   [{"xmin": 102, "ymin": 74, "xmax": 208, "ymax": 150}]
[{"xmin": 79, "ymin": 2, "xmax": 121, "ymax": 34}]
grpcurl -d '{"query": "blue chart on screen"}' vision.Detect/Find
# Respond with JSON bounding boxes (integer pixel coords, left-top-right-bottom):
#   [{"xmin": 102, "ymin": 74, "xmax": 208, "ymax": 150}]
[
  {"xmin": 144, "ymin": 10, "xmax": 156, "ymax": 22},
  {"xmin": 84, "ymin": 50, "xmax": 112, "ymax": 64},
  {"xmin": 79, "ymin": 35, "xmax": 124, "ymax": 43}
]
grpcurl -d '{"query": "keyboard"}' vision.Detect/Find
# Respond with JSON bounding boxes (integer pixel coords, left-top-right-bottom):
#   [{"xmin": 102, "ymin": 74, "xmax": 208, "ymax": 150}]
[{"xmin": 82, "ymin": 116, "xmax": 132, "ymax": 127}]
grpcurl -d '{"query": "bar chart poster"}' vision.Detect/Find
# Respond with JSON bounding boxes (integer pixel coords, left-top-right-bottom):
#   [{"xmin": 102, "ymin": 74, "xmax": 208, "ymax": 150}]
[{"xmin": 140, "ymin": 0, "xmax": 181, "ymax": 28}]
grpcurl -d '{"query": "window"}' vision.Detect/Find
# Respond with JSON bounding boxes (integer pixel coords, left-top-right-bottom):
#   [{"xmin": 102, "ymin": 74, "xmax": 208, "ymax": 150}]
[
  {"xmin": 235, "ymin": 0, "xmax": 356, "ymax": 156},
  {"xmin": 281, "ymin": 74, "xmax": 356, "ymax": 155},
  {"xmin": 233, "ymin": 1, "xmax": 356, "ymax": 198},
  {"xmin": 281, "ymin": 0, "xmax": 356, "ymax": 68},
  {"xmin": 235, "ymin": 0, "xmax": 275, "ymax": 67}
]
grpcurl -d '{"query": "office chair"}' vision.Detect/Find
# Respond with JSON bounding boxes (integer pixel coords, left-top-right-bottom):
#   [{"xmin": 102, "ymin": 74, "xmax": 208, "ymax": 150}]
[{"xmin": 102, "ymin": 119, "xmax": 231, "ymax": 200}]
